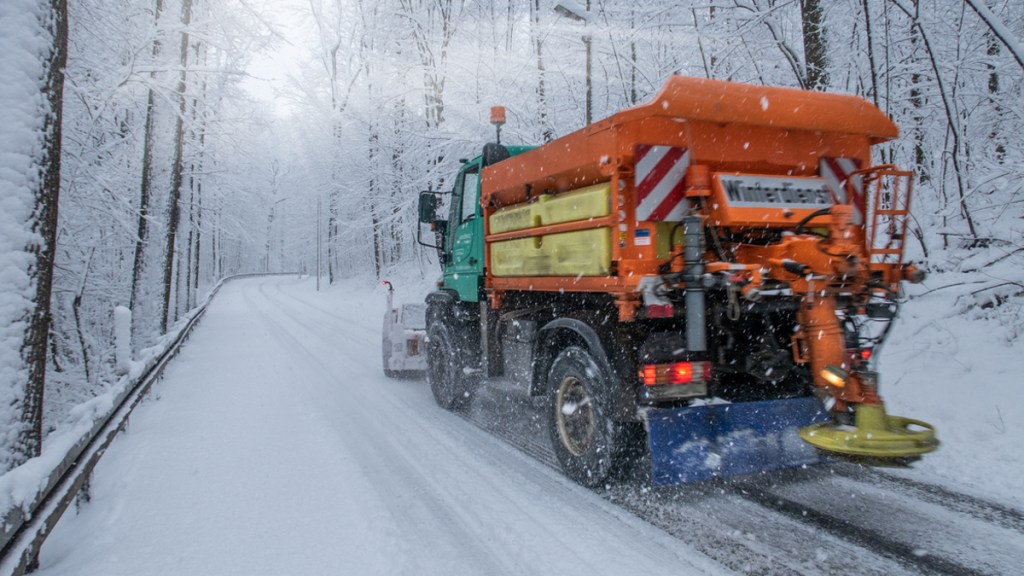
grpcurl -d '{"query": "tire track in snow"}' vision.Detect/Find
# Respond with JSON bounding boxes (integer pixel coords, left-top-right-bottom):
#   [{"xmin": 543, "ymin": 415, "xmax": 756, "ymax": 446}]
[
  {"xmin": 735, "ymin": 485, "xmax": 989, "ymax": 576},
  {"xmin": 732, "ymin": 466, "xmax": 1022, "ymax": 576},
  {"xmin": 251, "ymin": 280, "xmax": 714, "ymax": 575},
  {"xmin": 244, "ymin": 278, "xmax": 1023, "ymax": 576},
  {"xmin": 240, "ymin": 278, "xmax": 705, "ymax": 576},
  {"xmin": 249, "ymin": 280, "xmax": 696, "ymax": 573},
  {"xmin": 605, "ymin": 481, "xmax": 909, "ymax": 576},
  {"xmin": 254, "ymin": 279, "xmax": 377, "ymax": 351},
  {"xmin": 242, "ymin": 284, "xmax": 531, "ymax": 575},
  {"xmin": 258, "ymin": 277, "xmax": 379, "ymax": 335},
  {"xmin": 844, "ymin": 468, "xmax": 1024, "ymax": 534}
]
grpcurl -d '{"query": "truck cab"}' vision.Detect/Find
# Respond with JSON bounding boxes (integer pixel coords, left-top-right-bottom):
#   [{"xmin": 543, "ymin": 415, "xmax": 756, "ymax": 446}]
[{"xmin": 420, "ymin": 145, "xmax": 535, "ymax": 303}]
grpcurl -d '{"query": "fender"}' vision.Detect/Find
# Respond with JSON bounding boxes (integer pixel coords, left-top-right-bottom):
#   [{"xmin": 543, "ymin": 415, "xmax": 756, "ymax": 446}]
[
  {"xmin": 531, "ymin": 318, "xmax": 635, "ymax": 421},
  {"xmin": 426, "ymin": 289, "xmax": 479, "ymax": 324},
  {"xmin": 425, "ymin": 289, "xmax": 456, "ymax": 327}
]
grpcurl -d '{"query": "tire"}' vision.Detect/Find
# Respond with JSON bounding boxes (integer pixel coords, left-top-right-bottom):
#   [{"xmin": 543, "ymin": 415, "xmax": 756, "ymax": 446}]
[
  {"xmin": 547, "ymin": 346, "xmax": 640, "ymax": 487},
  {"xmin": 426, "ymin": 321, "xmax": 472, "ymax": 411}
]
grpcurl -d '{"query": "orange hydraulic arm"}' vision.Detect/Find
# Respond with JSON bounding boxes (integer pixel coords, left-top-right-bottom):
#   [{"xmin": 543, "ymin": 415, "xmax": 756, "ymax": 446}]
[{"xmin": 708, "ymin": 168, "xmax": 937, "ymax": 458}]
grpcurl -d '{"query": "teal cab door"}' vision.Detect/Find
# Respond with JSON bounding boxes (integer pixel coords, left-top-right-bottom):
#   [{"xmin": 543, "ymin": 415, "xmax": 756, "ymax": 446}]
[{"xmin": 443, "ymin": 160, "xmax": 484, "ymax": 302}]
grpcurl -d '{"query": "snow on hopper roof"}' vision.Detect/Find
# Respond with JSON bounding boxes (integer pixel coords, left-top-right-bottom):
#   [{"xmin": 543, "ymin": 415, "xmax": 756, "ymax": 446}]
[{"xmin": 620, "ymin": 75, "xmax": 899, "ymax": 144}]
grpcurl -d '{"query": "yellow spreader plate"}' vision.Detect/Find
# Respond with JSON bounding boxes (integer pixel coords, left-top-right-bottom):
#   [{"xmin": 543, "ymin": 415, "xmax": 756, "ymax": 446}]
[{"xmin": 799, "ymin": 403, "xmax": 939, "ymax": 459}]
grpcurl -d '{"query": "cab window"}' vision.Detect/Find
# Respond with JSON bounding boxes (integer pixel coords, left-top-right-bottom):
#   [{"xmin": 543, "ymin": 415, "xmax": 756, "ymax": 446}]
[{"xmin": 460, "ymin": 168, "xmax": 480, "ymax": 224}]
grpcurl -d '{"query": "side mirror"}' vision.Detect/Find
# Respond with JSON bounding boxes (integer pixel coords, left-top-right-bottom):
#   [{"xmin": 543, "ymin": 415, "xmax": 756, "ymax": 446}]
[
  {"xmin": 416, "ymin": 191, "xmax": 447, "ymax": 259},
  {"xmin": 418, "ymin": 192, "xmax": 438, "ymax": 224}
]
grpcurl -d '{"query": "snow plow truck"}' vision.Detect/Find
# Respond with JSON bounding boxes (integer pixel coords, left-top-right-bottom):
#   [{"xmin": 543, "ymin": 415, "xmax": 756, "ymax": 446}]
[{"xmin": 409, "ymin": 75, "xmax": 938, "ymax": 487}]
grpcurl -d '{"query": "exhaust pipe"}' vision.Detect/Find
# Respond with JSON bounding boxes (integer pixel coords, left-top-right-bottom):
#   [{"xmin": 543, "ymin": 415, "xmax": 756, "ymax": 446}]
[{"xmin": 683, "ymin": 216, "xmax": 706, "ymax": 353}]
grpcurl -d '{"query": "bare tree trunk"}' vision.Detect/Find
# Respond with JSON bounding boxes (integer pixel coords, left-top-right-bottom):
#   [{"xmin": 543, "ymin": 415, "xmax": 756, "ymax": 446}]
[
  {"xmin": 531, "ymin": 0, "xmax": 552, "ymax": 141},
  {"xmin": 7, "ymin": 0, "xmax": 68, "ymax": 470},
  {"xmin": 398, "ymin": 0, "xmax": 459, "ymax": 131},
  {"xmin": 893, "ymin": 2, "xmax": 977, "ymax": 241},
  {"xmin": 908, "ymin": 0, "xmax": 928, "ymax": 183},
  {"xmin": 326, "ymin": 37, "xmax": 340, "ymax": 284},
  {"xmin": 214, "ymin": 215, "xmax": 222, "ymax": 280},
  {"xmin": 369, "ymin": 124, "xmax": 384, "ymax": 278},
  {"xmin": 264, "ymin": 163, "xmax": 282, "ymax": 273},
  {"xmin": 986, "ymin": 32, "xmax": 1005, "ymax": 164},
  {"xmin": 185, "ymin": 31, "xmax": 206, "ymax": 309},
  {"xmin": 800, "ymin": 0, "xmax": 828, "ymax": 90},
  {"xmin": 327, "ymin": 187, "xmax": 338, "ymax": 283},
  {"xmin": 861, "ymin": 0, "xmax": 879, "ymax": 107},
  {"xmin": 72, "ymin": 249, "xmax": 96, "ymax": 385},
  {"xmin": 193, "ymin": 185, "xmax": 202, "ymax": 304},
  {"xmin": 161, "ymin": 0, "xmax": 193, "ymax": 332},
  {"xmin": 27, "ymin": 0, "xmax": 67, "ymax": 455},
  {"xmin": 190, "ymin": 40, "xmax": 210, "ymax": 301},
  {"xmin": 129, "ymin": 0, "xmax": 166, "ymax": 340},
  {"xmin": 372, "ymin": 209, "xmax": 383, "ymax": 278},
  {"xmin": 391, "ymin": 101, "xmax": 408, "ymax": 265},
  {"xmin": 309, "ymin": 0, "xmax": 363, "ymax": 283},
  {"xmin": 184, "ymin": 184, "xmax": 195, "ymax": 309},
  {"xmin": 185, "ymin": 215, "xmax": 193, "ymax": 306},
  {"xmin": 692, "ymin": 7, "xmax": 712, "ymax": 79}
]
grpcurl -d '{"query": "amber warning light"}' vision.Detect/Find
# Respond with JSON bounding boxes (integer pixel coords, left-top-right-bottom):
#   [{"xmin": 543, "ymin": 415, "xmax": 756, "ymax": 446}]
[{"xmin": 490, "ymin": 106, "xmax": 506, "ymax": 126}]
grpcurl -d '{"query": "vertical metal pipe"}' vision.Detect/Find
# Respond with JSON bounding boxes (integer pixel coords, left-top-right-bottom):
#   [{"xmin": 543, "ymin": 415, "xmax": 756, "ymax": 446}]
[
  {"xmin": 480, "ymin": 300, "xmax": 490, "ymax": 375},
  {"xmin": 316, "ymin": 196, "xmax": 321, "ymax": 291},
  {"xmin": 684, "ymin": 216, "xmax": 706, "ymax": 352}
]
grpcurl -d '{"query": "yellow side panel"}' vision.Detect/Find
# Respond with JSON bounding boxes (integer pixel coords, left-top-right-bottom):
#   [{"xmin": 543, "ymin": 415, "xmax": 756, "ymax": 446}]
[
  {"xmin": 656, "ymin": 221, "xmax": 677, "ymax": 260},
  {"xmin": 489, "ymin": 202, "xmax": 535, "ymax": 234},
  {"xmin": 489, "ymin": 182, "xmax": 610, "ymax": 234},
  {"xmin": 491, "ymin": 228, "xmax": 612, "ymax": 277}
]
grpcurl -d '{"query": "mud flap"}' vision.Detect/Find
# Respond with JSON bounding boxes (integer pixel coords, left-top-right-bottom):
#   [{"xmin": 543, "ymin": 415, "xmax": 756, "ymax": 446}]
[{"xmin": 646, "ymin": 397, "xmax": 831, "ymax": 486}]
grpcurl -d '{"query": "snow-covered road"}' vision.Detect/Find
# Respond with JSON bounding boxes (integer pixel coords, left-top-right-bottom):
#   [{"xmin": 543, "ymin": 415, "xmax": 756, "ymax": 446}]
[
  {"xmin": 34, "ymin": 276, "xmax": 723, "ymax": 576},
  {"xmin": 30, "ymin": 275, "xmax": 1024, "ymax": 576}
]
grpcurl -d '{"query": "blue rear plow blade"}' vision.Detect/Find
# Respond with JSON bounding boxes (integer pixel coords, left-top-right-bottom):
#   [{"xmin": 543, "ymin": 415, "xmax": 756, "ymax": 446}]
[{"xmin": 645, "ymin": 397, "xmax": 831, "ymax": 487}]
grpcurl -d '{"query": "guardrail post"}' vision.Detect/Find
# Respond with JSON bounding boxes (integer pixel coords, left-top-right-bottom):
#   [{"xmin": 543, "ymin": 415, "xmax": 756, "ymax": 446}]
[{"xmin": 114, "ymin": 306, "xmax": 132, "ymax": 375}]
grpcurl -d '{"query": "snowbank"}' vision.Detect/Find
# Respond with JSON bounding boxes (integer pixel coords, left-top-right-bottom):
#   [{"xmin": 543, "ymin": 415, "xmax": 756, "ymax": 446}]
[{"xmin": 882, "ymin": 252, "xmax": 1024, "ymax": 501}]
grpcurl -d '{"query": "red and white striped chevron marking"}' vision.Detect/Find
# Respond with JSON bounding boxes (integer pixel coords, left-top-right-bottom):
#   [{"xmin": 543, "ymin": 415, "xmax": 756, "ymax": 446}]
[
  {"xmin": 820, "ymin": 157, "xmax": 865, "ymax": 225},
  {"xmin": 635, "ymin": 145, "xmax": 691, "ymax": 222}
]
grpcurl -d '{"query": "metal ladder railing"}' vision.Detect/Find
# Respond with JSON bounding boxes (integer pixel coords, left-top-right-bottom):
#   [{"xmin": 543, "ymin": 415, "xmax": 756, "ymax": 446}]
[{"xmin": 848, "ymin": 165, "xmax": 914, "ymax": 269}]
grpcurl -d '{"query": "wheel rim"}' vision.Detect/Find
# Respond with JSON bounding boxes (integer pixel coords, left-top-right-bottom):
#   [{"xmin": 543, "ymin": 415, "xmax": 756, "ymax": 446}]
[{"xmin": 555, "ymin": 375, "xmax": 594, "ymax": 457}]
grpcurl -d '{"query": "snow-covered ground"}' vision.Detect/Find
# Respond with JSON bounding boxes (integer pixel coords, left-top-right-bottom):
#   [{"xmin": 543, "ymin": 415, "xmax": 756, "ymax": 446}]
[
  {"xmin": 33, "ymin": 276, "xmax": 724, "ymax": 576},
  {"xmin": 882, "ymin": 261, "xmax": 1024, "ymax": 502},
  {"xmin": 33, "ymin": 271, "xmax": 1024, "ymax": 574}
]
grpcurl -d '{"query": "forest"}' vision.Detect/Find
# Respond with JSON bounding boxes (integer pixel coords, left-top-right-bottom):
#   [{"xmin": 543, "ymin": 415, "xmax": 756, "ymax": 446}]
[{"xmin": 0, "ymin": 0, "xmax": 1021, "ymax": 474}]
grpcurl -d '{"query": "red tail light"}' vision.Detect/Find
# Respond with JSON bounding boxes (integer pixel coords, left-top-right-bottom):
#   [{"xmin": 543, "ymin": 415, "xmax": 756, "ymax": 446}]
[
  {"xmin": 669, "ymin": 363, "xmax": 693, "ymax": 383},
  {"xmin": 639, "ymin": 361, "xmax": 711, "ymax": 386},
  {"xmin": 847, "ymin": 348, "xmax": 873, "ymax": 364}
]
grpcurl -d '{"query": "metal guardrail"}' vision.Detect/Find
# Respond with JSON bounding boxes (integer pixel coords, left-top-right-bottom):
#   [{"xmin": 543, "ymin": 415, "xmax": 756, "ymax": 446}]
[{"xmin": 0, "ymin": 273, "xmax": 301, "ymax": 574}]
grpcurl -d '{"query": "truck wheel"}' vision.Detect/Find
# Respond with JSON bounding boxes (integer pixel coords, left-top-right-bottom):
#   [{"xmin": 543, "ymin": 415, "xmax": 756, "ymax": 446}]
[
  {"xmin": 547, "ymin": 346, "xmax": 634, "ymax": 487},
  {"xmin": 426, "ymin": 322, "xmax": 472, "ymax": 411}
]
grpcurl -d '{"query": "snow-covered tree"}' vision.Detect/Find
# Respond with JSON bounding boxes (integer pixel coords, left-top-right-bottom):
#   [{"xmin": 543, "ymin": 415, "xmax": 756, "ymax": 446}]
[{"xmin": 0, "ymin": 0, "xmax": 67, "ymax": 471}]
